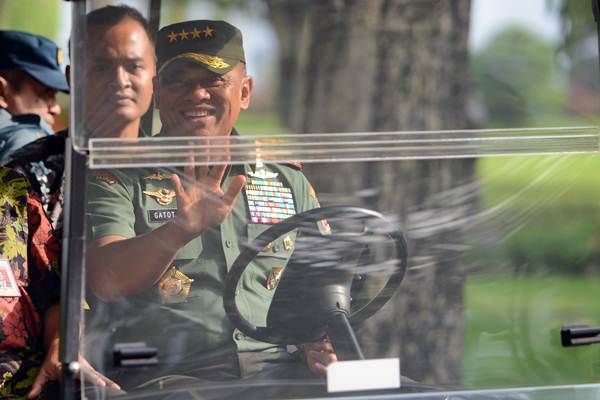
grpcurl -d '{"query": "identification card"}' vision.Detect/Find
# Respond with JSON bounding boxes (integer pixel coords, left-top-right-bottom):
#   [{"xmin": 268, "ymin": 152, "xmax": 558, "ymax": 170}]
[{"xmin": 0, "ymin": 258, "xmax": 20, "ymax": 297}]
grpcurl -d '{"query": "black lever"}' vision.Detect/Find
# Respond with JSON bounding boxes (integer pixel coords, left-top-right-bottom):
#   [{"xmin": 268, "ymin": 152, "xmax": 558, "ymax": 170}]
[
  {"xmin": 561, "ymin": 325, "xmax": 600, "ymax": 347},
  {"xmin": 113, "ymin": 342, "xmax": 158, "ymax": 367}
]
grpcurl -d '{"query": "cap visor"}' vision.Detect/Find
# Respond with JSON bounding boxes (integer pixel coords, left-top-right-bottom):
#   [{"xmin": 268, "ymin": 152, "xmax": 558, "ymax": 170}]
[
  {"xmin": 159, "ymin": 53, "xmax": 239, "ymax": 76},
  {"xmin": 26, "ymin": 65, "xmax": 69, "ymax": 93}
]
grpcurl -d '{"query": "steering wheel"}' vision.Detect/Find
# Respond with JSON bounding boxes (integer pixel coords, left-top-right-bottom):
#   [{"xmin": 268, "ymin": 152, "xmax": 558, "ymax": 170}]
[{"xmin": 224, "ymin": 206, "xmax": 407, "ymax": 346}]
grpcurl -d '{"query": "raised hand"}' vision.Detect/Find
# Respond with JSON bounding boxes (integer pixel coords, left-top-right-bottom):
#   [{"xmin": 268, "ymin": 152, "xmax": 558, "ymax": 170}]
[{"xmin": 171, "ymin": 143, "xmax": 245, "ymax": 239}]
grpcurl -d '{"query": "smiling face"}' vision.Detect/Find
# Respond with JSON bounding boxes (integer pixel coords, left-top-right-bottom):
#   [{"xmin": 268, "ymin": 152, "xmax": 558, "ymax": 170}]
[
  {"xmin": 84, "ymin": 17, "xmax": 155, "ymax": 137},
  {"xmin": 154, "ymin": 62, "xmax": 253, "ymax": 137}
]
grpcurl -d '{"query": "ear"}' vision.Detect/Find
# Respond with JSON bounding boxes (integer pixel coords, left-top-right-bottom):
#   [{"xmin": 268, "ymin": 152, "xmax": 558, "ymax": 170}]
[
  {"xmin": 152, "ymin": 75, "xmax": 160, "ymax": 110},
  {"xmin": 240, "ymin": 75, "xmax": 253, "ymax": 111},
  {"xmin": 65, "ymin": 65, "xmax": 71, "ymax": 88},
  {"xmin": 0, "ymin": 75, "xmax": 9, "ymax": 109}
]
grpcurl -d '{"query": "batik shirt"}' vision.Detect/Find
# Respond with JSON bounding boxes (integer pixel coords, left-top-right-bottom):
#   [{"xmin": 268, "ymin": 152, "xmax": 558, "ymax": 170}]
[
  {"xmin": 0, "ymin": 167, "xmax": 61, "ymax": 399},
  {"xmin": 7, "ymin": 133, "xmax": 66, "ymax": 239}
]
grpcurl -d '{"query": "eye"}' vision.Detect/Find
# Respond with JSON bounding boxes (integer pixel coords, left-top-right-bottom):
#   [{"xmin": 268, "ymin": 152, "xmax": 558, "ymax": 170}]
[
  {"xmin": 203, "ymin": 77, "xmax": 227, "ymax": 88},
  {"xmin": 128, "ymin": 62, "xmax": 145, "ymax": 73},
  {"xmin": 90, "ymin": 63, "xmax": 109, "ymax": 73},
  {"xmin": 163, "ymin": 77, "xmax": 185, "ymax": 87}
]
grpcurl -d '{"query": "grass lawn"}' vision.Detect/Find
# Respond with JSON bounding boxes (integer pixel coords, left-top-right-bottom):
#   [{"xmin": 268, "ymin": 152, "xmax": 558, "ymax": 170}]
[
  {"xmin": 236, "ymin": 112, "xmax": 288, "ymax": 135},
  {"xmin": 463, "ymin": 152, "xmax": 600, "ymax": 389},
  {"xmin": 463, "ymin": 276, "xmax": 600, "ymax": 388}
]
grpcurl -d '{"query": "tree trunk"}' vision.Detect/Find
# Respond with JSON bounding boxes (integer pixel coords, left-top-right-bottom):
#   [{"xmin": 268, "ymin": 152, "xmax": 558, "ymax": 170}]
[{"xmin": 267, "ymin": 0, "xmax": 473, "ymax": 384}]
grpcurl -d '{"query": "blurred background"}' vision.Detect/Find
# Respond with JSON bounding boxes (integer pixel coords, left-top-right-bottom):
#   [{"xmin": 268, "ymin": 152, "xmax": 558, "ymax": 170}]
[{"xmin": 4, "ymin": 0, "xmax": 600, "ymax": 392}]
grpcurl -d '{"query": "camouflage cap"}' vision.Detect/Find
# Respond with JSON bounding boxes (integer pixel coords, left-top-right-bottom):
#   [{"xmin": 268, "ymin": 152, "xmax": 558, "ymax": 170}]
[{"xmin": 157, "ymin": 20, "xmax": 245, "ymax": 75}]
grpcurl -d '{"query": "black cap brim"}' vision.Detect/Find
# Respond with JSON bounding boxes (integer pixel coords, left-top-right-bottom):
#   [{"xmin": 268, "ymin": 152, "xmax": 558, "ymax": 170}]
[{"xmin": 25, "ymin": 64, "xmax": 69, "ymax": 93}]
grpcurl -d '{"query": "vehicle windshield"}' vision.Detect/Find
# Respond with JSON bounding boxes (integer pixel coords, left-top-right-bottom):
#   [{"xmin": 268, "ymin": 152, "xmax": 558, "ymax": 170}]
[{"xmin": 67, "ymin": 1, "xmax": 600, "ymax": 399}]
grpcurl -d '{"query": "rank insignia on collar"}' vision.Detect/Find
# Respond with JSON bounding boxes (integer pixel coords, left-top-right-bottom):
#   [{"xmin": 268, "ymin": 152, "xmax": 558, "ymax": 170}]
[
  {"xmin": 158, "ymin": 266, "xmax": 194, "ymax": 304},
  {"xmin": 144, "ymin": 172, "xmax": 171, "ymax": 181},
  {"xmin": 143, "ymin": 188, "xmax": 176, "ymax": 206},
  {"xmin": 265, "ymin": 266, "xmax": 283, "ymax": 290},
  {"xmin": 93, "ymin": 171, "xmax": 117, "ymax": 185}
]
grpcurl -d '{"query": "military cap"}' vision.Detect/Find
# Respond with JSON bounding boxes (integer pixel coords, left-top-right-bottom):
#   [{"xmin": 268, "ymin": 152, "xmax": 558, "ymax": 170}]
[
  {"xmin": 0, "ymin": 30, "xmax": 69, "ymax": 93},
  {"xmin": 157, "ymin": 20, "xmax": 245, "ymax": 75}
]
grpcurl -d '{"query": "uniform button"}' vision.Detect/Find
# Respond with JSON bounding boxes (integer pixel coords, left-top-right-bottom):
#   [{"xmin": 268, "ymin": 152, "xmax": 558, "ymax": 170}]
[
  {"xmin": 273, "ymin": 244, "xmax": 281, "ymax": 253},
  {"xmin": 234, "ymin": 331, "xmax": 245, "ymax": 341},
  {"xmin": 225, "ymin": 240, "xmax": 232, "ymax": 248},
  {"xmin": 235, "ymin": 288, "xmax": 240, "ymax": 296}
]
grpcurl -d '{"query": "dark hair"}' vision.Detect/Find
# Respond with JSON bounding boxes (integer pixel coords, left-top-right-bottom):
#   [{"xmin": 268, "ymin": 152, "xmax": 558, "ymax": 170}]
[
  {"xmin": 86, "ymin": 5, "xmax": 154, "ymax": 43},
  {"xmin": 0, "ymin": 69, "xmax": 29, "ymax": 91}
]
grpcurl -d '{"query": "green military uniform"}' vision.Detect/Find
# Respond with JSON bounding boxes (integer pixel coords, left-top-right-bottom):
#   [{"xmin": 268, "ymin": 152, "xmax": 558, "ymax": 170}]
[
  {"xmin": 86, "ymin": 158, "xmax": 327, "ymax": 386},
  {"xmin": 84, "ymin": 19, "xmax": 330, "ymax": 390}
]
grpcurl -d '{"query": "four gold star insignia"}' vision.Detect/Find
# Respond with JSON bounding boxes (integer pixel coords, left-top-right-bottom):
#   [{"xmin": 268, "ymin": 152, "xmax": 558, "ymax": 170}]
[{"xmin": 166, "ymin": 26, "xmax": 217, "ymax": 42}]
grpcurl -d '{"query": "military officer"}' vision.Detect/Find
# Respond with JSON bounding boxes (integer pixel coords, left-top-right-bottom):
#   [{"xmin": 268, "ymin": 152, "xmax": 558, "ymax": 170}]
[{"xmin": 85, "ymin": 20, "xmax": 336, "ymax": 390}]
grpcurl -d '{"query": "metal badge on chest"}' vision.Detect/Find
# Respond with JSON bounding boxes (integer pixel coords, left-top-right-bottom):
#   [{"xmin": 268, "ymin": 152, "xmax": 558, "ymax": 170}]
[{"xmin": 143, "ymin": 171, "xmax": 178, "ymax": 223}]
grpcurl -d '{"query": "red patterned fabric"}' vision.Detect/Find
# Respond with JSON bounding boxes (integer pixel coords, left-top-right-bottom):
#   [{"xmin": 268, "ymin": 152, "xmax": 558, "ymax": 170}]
[{"xmin": 0, "ymin": 167, "xmax": 61, "ymax": 398}]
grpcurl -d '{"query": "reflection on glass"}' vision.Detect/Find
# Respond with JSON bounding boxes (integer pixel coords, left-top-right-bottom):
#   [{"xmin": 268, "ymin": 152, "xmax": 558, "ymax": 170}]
[{"xmin": 66, "ymin": 0, "xmax": 600, "ymax": 399}]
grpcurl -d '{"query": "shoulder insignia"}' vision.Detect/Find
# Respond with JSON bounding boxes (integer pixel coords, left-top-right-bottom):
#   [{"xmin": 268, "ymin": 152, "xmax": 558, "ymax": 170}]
[
  {"xmin": 285, "ymin": 161, "xmax": 303, "ymax": 171},
  {"xmin": 144, "ymin": 172, "xmax": 171, "ymax": 181},
  {"xmin": 93, "ymin": 171, "xmax": 117, "ymax": 185}
]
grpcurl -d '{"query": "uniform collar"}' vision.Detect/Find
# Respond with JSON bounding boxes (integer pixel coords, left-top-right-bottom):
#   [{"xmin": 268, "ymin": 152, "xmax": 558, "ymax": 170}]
[{"xmin": 0, "ymin": 108, "xmax": 54, "ymax": 135}]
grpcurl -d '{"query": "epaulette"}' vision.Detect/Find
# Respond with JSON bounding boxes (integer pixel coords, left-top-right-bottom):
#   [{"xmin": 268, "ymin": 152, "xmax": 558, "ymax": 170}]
[
  {"xmin": 285, "ymin": 161, "xmax": 303, "ymax": 171},
  {"xmin": 92, "ymin": 170, "xmax": 118, "ymax": 185}
]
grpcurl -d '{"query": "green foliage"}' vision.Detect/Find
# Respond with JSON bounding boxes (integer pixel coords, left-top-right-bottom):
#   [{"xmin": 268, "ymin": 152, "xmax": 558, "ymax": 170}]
[
  {"xmin": 472, "ymin": 153, "xmax": 600, "ymax": 276},
  {"xmin": 471, "ymin": 26, "xmax": 565, "ymax": 128},
  {"xmin": 547, "ymin": 0, "xmax": 596, "ymax": 56},
  {"xmin": 0, "ymin": 0, "xmax": 59, "ymax": 39}
]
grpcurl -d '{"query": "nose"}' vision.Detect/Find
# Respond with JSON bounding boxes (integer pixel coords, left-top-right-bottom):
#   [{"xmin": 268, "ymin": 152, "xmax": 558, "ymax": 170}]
[
  {"xmin": 185, "ymin": 85, "xmax": 211, "ymax": 102},
  {"xmin": 111, "ymin": 66, "xmax": 132, "ymax": 89},
  {"xmin": 47, "ymin": 93, "xmax": 61, "ymax": 119},
  {"xmin": 49, "ymin": 101, "xmax": 61, "ymax": 117}
]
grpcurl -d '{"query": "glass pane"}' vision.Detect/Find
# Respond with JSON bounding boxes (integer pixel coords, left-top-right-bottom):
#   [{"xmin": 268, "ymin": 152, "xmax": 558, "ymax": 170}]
[{"xmin": 68, "ymin": 0, "xmax": 600, "ymax": 398}]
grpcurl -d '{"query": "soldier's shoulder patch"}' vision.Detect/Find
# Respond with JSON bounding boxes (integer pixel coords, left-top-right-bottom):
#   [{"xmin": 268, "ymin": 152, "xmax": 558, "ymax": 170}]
[
  {"xmin": 92, "ymin": 170, "xmax": 118, "ymax": 185},
  {"xmin": 284, "ymin": 161, "xmax": 303, "ymax": 171}
]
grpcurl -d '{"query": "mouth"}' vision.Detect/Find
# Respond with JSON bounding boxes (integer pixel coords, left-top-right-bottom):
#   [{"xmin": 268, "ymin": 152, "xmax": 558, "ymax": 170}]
[
  {"xmin": 182, "ymin": 109, "xmax": 216, "ymax": 121},
  {"xmin": 115, "ymin": 97, "xmax": 135, "ymax": 106},
  {"xmin": 111, "ymin": 92, "xmax": 136, "ymax": 106}
]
